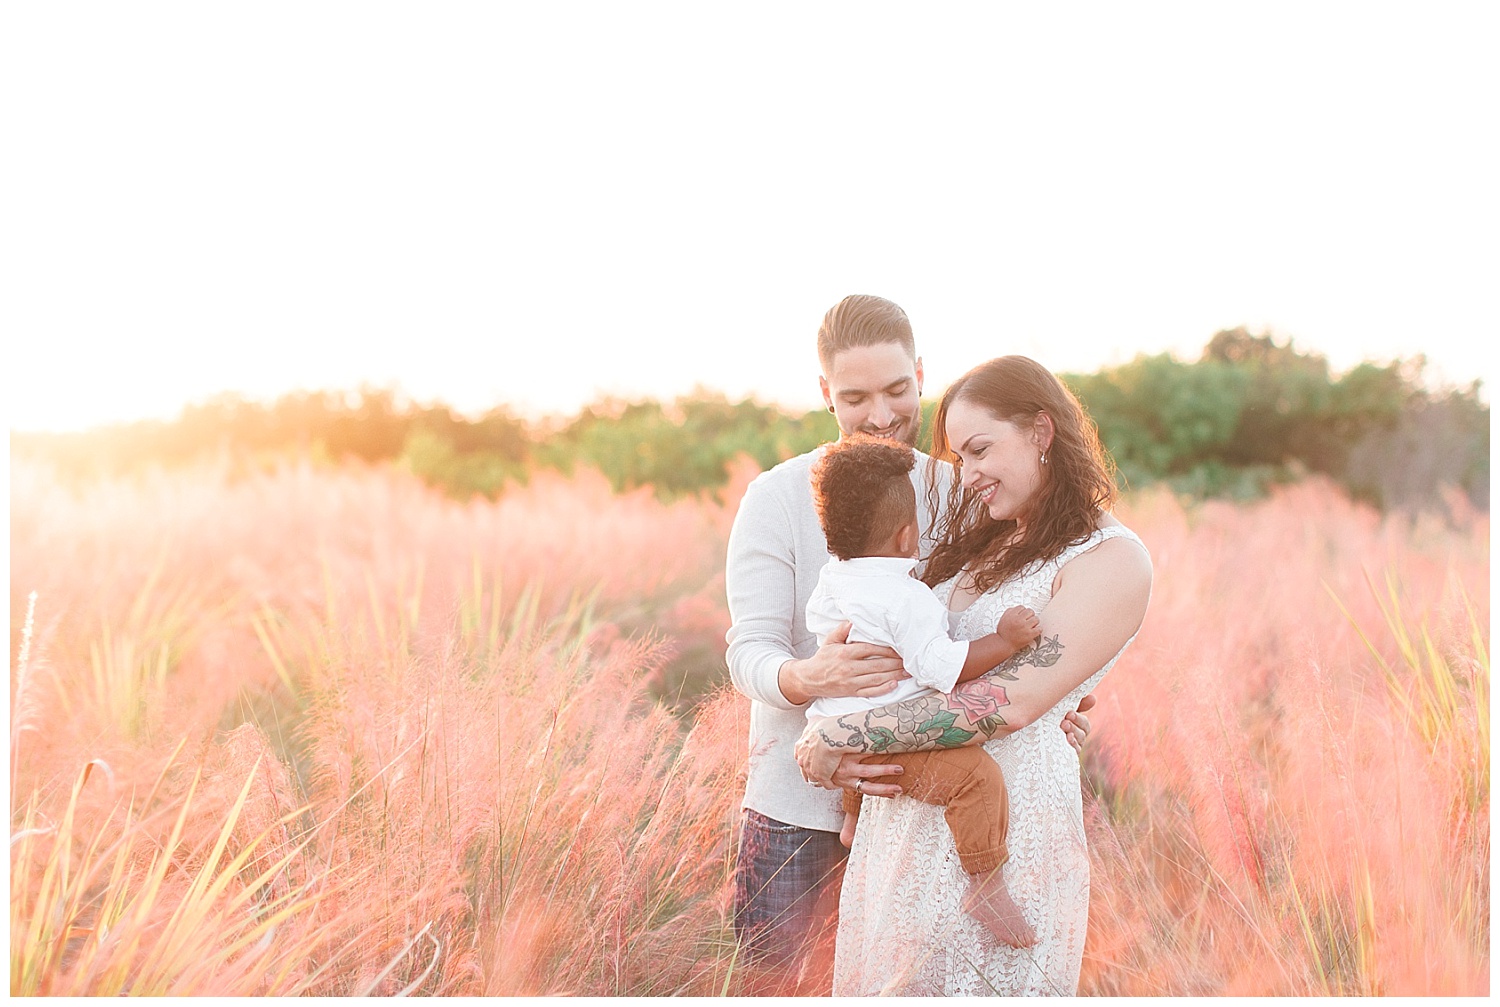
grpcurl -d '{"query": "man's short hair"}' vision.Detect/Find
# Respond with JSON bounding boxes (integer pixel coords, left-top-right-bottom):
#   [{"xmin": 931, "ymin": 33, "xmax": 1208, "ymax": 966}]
[
  {"xmin": 817, "ymin": 295, "xmax": 916, "ymax": 373},
  {"xmin": 810, "ymin": 435, "xmax": 917, "ymax": 561}
]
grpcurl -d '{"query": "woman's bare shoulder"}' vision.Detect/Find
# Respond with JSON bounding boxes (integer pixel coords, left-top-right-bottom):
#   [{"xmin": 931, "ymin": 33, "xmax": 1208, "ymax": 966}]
[
  {"xmin": 1093, "ymin": 512, "xmax": 1140, "ymax": 539},
  {"xmin": 1055, "ymin": 519, "xmax": 1152, "ymax": 596},
  {"xmin": 1089, "ymin": 533, "xmax": 1152, "ymax": 577}
]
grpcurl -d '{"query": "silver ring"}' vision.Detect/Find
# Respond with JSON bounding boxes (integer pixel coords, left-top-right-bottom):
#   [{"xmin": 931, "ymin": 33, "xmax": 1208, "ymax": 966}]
[{"xmin": 854, "ymin": 779, "xmax": 864, "ymax": 794}]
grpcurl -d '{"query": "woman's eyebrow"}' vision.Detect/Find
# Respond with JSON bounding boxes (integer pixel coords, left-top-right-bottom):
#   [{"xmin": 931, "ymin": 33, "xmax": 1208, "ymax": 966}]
[{"xmin": 958, "ymin": 434, "xmax": 984, "ymax": 453}]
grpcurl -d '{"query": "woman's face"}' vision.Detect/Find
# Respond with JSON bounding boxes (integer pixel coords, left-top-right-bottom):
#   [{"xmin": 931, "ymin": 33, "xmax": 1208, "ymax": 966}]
[{"xmin": 945, "ymin": 397, "xmax": 1045, "ymax": 524}]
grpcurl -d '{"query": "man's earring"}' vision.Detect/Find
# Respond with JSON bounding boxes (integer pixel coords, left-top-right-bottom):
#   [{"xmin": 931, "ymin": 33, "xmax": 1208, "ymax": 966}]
[{"xmin": 828, "ymin": 406, "xmax": 835, "ymax": 414}]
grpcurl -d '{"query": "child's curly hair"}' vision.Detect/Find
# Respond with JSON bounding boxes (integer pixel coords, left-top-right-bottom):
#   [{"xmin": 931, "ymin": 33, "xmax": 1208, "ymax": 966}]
[{"xmin": 811, "ymin": 435, "xmax": 918, "ymax": 561}]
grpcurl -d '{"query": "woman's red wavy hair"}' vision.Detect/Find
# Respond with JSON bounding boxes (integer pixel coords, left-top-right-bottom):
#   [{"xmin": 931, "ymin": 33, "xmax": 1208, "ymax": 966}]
[{"xmin": 921, "ymin": 356, "xmax": 1117, "ymax": 594}]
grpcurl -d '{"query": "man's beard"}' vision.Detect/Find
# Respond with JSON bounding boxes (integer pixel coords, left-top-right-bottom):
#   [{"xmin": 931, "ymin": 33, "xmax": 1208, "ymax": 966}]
[{"xmin": 857, "ymin": 418, "xmax": 919, "ymax": 447}]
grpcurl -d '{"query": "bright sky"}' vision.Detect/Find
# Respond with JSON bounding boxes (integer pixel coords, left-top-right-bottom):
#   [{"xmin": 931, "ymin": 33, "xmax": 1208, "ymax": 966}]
[{"xmin": 6, "ymin": 2, "xmax": 1496, "ymax": 432}]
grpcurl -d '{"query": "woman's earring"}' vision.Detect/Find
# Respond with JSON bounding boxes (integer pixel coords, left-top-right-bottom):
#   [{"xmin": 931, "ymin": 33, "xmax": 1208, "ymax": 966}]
[{"xmin": 1040, "ymin": 450, "xmax": 1049, "ymax": 465}]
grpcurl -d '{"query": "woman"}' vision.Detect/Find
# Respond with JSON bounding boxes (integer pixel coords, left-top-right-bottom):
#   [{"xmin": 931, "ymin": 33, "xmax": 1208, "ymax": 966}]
[{"xmin": 795, "ymin": 356, "xmax": 1152, "ymax": 996}]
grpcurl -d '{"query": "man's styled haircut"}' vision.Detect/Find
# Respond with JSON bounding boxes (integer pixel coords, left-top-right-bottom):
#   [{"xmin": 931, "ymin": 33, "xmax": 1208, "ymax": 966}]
[
  {"xmin": 817, "ymin": 294, "xmax": 916, "ymax": 372},
  {"xmin": 810, "ymin": 435, "xmax": 918, "ymax": 561}
]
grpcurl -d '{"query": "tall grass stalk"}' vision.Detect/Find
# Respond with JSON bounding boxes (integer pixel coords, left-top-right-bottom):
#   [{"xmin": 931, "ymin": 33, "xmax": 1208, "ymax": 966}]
[{"xmin": 11, "ymin": 589, "xmax": 39, "ymax": 809}]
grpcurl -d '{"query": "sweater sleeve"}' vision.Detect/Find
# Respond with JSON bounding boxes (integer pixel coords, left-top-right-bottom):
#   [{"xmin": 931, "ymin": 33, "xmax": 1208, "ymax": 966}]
[{"xmin": 724, "ymin": 476, "xmax": 804, "ymax": 711}]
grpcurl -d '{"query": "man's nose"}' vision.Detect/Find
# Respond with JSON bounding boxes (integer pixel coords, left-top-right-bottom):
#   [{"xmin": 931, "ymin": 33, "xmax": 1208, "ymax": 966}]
[{"xmin": 869, "ymin": 399, "xmax": 896, "ymax": 428}]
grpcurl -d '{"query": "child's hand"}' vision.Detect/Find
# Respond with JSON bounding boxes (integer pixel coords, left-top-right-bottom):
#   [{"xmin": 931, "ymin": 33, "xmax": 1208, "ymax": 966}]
[{"xmin": 996, "ymin": 606, "xmax": 1041, "ymax": 649}]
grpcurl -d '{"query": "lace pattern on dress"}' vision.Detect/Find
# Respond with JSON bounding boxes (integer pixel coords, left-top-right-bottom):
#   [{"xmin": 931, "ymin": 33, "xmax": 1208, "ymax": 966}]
[{"xmin": 833, "ymin": 524, "xmax": 1144, "ymax": 996}]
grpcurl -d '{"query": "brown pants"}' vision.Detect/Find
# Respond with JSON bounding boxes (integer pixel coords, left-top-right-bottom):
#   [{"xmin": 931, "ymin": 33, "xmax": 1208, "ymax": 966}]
[{"xmin": 843, "ymin": 746, "xmax": 1008, "ymax": 875}]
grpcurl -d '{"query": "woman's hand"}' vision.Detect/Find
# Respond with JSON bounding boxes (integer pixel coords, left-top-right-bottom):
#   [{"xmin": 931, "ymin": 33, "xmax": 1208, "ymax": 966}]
[
  {"xmin": 794, "ymin": 720, "xmax": 846, "ymax": 788},
  {"xmin": 795, "ymin": 720, "xmax": 904, "ymax": 796}
]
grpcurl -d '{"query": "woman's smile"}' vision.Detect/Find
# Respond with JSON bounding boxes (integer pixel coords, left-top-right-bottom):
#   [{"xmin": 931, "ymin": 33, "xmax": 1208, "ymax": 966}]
[{"xmin": 946, "ymin": 398, "xmax": 1044, "ymax": 523}]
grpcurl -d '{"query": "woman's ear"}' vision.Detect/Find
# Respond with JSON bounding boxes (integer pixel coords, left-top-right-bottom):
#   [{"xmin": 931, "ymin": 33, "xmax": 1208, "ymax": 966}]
[{"xmin": 1033, "ymin": 411, "xmax": 1056, "ymax": 453}]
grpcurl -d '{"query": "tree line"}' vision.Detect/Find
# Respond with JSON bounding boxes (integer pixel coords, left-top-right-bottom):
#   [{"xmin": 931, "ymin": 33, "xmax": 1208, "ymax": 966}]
[{"xmin": 13, "ymin": 329, "xmax": 1487, "ymax": 512}]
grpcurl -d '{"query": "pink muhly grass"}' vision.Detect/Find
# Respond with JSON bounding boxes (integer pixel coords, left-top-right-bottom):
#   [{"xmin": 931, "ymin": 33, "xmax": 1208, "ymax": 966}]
[
  {"xmin": 9, "ymin": 737, "xmax": 348, "ymax": 996},
  {"xmin": 12, "ymin": 455, "xmax": 746, "ymax": 995},
  {"xmin": 1083, "ymin": 479, "xmax": 1488, "ymax": 995},
  {"xmin": 9, "ymin": 456, "xmax": 1487, "ymax": 995}
]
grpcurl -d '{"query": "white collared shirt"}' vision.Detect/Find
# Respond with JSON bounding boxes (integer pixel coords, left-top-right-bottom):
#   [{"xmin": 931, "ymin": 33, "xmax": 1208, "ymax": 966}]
[{"xmin": 805, "ymin": 554, "xmax": 969, "ymax": 720}]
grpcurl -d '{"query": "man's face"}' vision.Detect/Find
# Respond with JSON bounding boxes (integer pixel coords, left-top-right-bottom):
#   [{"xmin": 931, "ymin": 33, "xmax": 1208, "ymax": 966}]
[{"xmin": 820, "ymin": 342, "xmax": 924, "ymax": 446}]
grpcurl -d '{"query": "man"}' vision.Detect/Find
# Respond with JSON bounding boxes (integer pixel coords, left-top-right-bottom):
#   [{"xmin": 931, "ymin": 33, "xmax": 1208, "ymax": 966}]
[{"xmin": 724, "ymin": 294, "xmax": 1090, "ymax": 989}]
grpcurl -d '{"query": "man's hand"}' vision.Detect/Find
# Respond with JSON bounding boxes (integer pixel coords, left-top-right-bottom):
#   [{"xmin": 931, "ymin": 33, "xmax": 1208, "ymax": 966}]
[
  {"xmin": 795, "ymin": 723, "xmax": 905, "ymax": 796},
  {"xmin": 778, "ymin": 621, "xmax": 908, "ymax": 706},
  {"xmin": 830, "ymin": 753, "xmax": 904, "ymax": 797},
  {"xmin": 1062, "ymin": 693, "xmax": 1096, "ymax": 753}
]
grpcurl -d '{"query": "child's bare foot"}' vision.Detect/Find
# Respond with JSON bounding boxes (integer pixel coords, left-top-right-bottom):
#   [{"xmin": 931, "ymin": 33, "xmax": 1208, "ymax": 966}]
[
  {"xmin": 839, "ymin": 811, "xmax": 858, "ymax": 849},
  {"xmin": 963, "ymin": 868, "xmax": 1036, "ymax": 948}
]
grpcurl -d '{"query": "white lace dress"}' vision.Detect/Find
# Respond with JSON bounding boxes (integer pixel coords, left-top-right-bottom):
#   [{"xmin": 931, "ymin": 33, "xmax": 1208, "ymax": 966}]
[{"xmin": 833, "ymin": 524, "xmax": 1144, "ymax": 996}]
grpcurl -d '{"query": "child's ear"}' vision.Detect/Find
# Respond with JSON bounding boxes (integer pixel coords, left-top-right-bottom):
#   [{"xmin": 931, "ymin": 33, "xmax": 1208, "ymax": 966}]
[{"xmin": 897, "ymin": 520, "xmax": 919, "ymax": 557}]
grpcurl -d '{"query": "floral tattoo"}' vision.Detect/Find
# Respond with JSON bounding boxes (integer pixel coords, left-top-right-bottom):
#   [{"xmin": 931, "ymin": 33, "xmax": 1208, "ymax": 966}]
[
  {"xmin": 989, "ymin": 633, "xmax": 1063, "ymax": 680},
  {"xmin": 815, "ymin": 634, "xmax": 1066, "ymax": 754}
]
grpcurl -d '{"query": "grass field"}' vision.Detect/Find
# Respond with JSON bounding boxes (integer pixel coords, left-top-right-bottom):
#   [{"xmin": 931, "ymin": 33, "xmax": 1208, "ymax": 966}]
[{"xmin": 9, "ymin": 456, "xmax": 1488, "ymax": 995}]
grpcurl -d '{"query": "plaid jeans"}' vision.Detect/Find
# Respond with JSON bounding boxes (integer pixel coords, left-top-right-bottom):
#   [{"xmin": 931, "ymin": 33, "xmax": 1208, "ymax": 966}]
[{"xmin": 732, "ymin": 809, "xmax": 848, "ymax": 974}]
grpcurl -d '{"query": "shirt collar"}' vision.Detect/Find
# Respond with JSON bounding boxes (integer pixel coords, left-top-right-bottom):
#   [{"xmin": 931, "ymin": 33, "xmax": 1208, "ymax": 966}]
[{"xmin": 825, "ymin": 555, "xmax": 919, "ymax": 576}]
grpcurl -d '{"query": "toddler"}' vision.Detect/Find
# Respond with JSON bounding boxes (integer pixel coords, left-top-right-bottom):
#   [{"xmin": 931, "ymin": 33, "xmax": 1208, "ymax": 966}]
[{"xmin": 806, "ymin": 434, "xmax": 1039, "ymax": 948}]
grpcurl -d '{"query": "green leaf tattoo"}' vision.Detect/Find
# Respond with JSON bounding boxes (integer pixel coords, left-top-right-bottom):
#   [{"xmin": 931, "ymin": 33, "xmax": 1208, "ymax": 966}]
[
  {"xmin": 915, "ymin": 710, "xmax": 957, "ymax": 735},
  {"xmin": 938, "ymin": 726, "xmax": 977, "ymax": 747}
]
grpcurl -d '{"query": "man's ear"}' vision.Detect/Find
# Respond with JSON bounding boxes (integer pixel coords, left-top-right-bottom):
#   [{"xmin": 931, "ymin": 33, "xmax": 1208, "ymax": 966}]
[
  {"xmin": 914, "ymin": 356, "xmax": 925, "ymax": 398},
  {"xmin": 1033, "ymin": 411, "xmax": 1056, "ymax": 453},
  {"xmin": 820, "ymin": 375, "xmax": 834, "ymax": 412}
]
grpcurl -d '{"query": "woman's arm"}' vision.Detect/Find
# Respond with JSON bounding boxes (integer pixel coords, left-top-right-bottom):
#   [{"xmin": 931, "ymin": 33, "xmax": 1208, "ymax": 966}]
[
  {"xmin": 954, "ymin": 606, "xmax": 1040, "ymax": 683},
  {"xmin": 796, "ymin": 536, "xmax": 1151, "ymax": 786}
]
